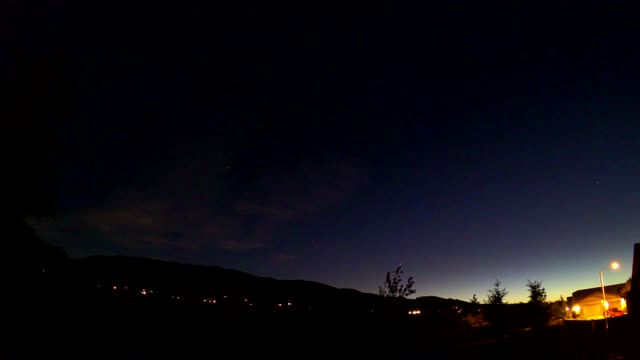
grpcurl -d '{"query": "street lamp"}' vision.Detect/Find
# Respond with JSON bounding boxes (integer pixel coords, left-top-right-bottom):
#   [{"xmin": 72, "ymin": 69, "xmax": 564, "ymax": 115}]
[{"xmin": 600, "ymin": 261, "xmax": 620, "ymax": 330}]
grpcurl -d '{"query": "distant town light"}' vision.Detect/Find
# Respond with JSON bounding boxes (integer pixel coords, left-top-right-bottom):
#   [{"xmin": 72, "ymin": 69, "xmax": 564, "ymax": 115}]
[
  {"xmin": 113, "ymin": 286, "xmax": 117, "ymax": 290},
  {"xmin": 287, "ymin": 302, "xmax": 292, "ymax": 306},
  {"xmin": 141, "ymin": 289, "xmax": 147, "ymax": 295}
]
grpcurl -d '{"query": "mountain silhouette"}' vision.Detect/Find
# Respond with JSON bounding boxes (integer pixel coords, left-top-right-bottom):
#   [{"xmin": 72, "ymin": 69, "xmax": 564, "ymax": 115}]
[{"xmin": 50, "ymin": 255, "xmax": 469, "ymax": 317}]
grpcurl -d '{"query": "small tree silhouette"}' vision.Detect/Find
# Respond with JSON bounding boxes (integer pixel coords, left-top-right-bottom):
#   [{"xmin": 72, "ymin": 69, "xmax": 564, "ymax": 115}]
[
  {"xmin": 470, "ymin": 294, "xmax": 480, "ymax": 304},
  {"xmin": 549, "ymin": 296, "xmax": 567, "ymax": 320},
  {"xmin": 484, "ymin": 279, "xmax": 508, "ymax": 330},
  {"xmin": 378, "ymin": 265, "xmax": 416, "ymax": 298},
  {"xmin": 468, "ymin": 293, "xmax": 481, "ymax": 314},
  {"xmin": 486, "ymin": 279, "xmax": 508, "ymax": 305},
  {"xmin": 526, "ymin": 280, "xmax": 550, "ymax": 328},
  {"xmin": 526, "ymin": 280, "xmax": 547, "ymax": 303}
]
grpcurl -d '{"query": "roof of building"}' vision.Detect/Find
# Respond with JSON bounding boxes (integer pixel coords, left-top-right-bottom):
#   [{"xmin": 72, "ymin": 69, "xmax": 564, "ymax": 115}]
[{"xmin": 572, "ymin": 283, "xmax": 626, "ymax": 303}]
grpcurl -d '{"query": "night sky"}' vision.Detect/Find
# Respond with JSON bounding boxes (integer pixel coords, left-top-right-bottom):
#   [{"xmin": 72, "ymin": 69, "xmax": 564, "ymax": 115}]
[{"xmin": 12, "ymin": 2, "xmax": 640, "ymax": 302}]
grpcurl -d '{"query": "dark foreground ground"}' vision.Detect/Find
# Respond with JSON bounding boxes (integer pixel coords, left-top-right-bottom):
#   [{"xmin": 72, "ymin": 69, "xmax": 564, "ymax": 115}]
[
  {"xmin": 6, "ymin": 297, "xmax": 639, "ymax": 360},
  {"xmin": 3, "ymin": 277, "xmax": 638, "ymax": 360}
]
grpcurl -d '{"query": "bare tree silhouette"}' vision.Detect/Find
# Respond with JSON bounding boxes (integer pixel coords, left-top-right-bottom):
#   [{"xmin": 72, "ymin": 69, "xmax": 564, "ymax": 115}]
[{"xmin": 378, "ymin": 265, "xmax": 416, "ymax": 298}]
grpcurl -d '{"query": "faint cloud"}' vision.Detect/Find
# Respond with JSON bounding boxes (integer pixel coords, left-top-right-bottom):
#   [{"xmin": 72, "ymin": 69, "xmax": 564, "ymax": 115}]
[
  {"xmin": 217, "ymin": 239, "xmax": 269, "ymax": 251},
  {"xmin": 234, "ymin": 200, "xmax": 295, "ymax": 221},
  {"xmin": 272, "ymin": 252, "xmax": 297, "ymax": 262},
  {"xmin": 220, "ymin": 158, "xmax": 367, "ymax": 250},
  {"xmin": 35, "ymin": 158, "xmax": 367, "ymax": 254},
  {"xmin": 82, "ymin": 201, "xmax": 170, "ymax": 231}
]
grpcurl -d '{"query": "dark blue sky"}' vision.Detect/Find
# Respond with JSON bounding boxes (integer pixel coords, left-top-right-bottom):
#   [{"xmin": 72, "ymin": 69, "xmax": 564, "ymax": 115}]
[{"xmin": 13, "ymin": 1, "xmax": 639, "ymax": 301}]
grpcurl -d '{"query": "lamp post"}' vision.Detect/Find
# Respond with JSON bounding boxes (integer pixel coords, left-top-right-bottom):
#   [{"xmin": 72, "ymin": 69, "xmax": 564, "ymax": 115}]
[{"xmin": 600, "ymin": 261, "xmax": 620, "ymax": 330}]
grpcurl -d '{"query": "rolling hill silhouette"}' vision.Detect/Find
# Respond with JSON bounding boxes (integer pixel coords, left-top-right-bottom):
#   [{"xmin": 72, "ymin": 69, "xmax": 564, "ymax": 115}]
[
  {"xmin": 55, "ymin": 255, "xmax": 468, "ymax": 317},
  {"xmin": 66, "ymin": 255, "xmax": 381, "ymax": 313}
]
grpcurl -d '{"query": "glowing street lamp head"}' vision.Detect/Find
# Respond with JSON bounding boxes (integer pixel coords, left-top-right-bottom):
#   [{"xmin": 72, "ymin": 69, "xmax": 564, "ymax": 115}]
[{"xmin": 610, "ymin": 261, "xmax": 620, "ymax": 270}]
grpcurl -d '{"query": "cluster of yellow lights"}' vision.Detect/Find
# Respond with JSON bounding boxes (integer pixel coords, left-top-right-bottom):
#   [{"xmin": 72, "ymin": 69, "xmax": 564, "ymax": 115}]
[{"xmin": 408, "ymin": 310, "xmax": 421, "ymax": 315}]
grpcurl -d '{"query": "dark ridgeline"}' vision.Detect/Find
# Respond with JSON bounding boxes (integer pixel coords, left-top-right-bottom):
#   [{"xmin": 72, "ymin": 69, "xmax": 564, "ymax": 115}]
[
  {"xmin": 64, "ymin": 255, "xmax": 385, "ymax": 316},
  {"xmin": 15, "ymin": 251, "xmax": 639, "ymax": 360},
  {"xmin": 10, "ymin": 254, "xmax": 483, "ymax": 358},
  {"xmin": 5, "ymin": 252, "xmax": 638, "ymax": 360}
]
